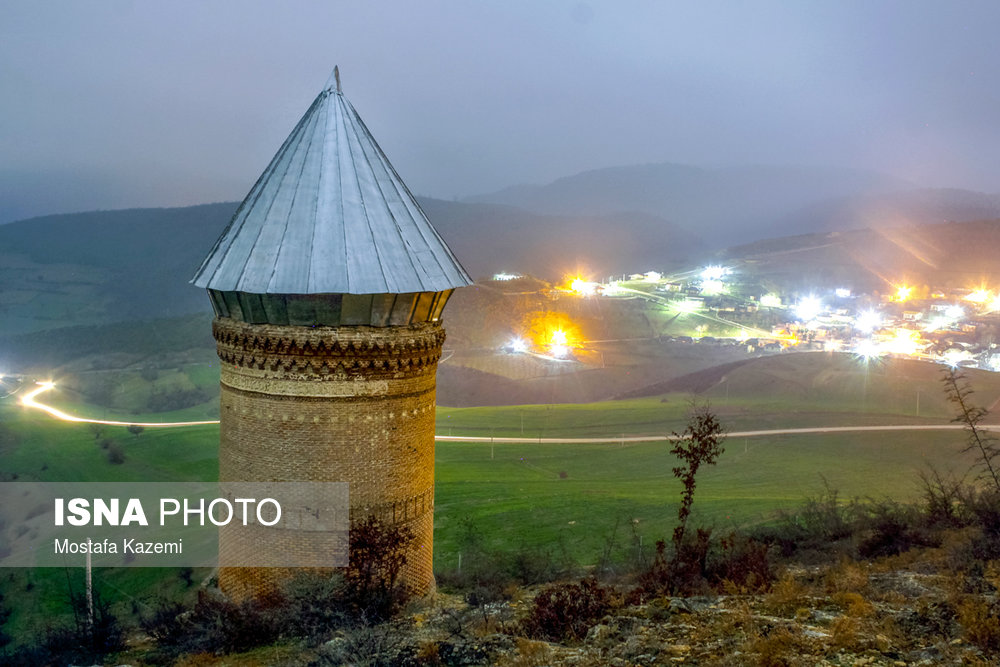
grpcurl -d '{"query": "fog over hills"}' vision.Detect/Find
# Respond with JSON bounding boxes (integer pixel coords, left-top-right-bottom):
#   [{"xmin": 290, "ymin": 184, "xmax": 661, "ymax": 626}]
[
  {"xmin": 4, "ymin": 160, "xmax": 1000, "ymax": 336},
  {"xmin": 466, "ymin": 163, "xmax": 920, "ymax": 243},
  {"xmin": 0, "ymin": 195, "xmax": 706, "ymax": 319},
  {"xmin": 764, "ymin": 187, "xmax": 1000, "ymax": 239},
  {"xmin": 419, "ymin": 198, "xmax": 705, "ymax": 279}
]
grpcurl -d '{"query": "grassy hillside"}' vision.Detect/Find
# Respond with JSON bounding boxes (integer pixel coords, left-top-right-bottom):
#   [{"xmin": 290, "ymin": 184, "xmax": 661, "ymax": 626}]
[
  {"xmin": 1, "ymin": 375, "xmax": 983, "ymax": 602},
  {"xmin": 0, "ymin": 199, "xmax": 703, "ymax": 339},
  {"xmin": 5, "ymin": 350, "xmax": 993, "ymax": 563},
  {"xmin": 438, "ymin": 352, "xmax": 1000, "ymax": 436},
  {"xmin": 433, "ymin": 429, "xmax": 978, "ymax": 569},
  {"xmin": 0, "ymin": 204, "xmax": 232, "ymax": 334}
]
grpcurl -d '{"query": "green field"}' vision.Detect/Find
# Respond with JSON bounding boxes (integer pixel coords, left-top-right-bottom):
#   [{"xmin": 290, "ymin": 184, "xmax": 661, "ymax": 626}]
[
  {"xmin": 0, "ymin": 403, "xmax": 219, "ymax": 643},
  {"xmin": 432, "ymin": 430, "xmax": 976, "ymax": 571},
  {"xmin": 438, "ymin": 353, "xmax": 996, "ymax": 437},
  {"xmin": 0, "ymin": 351, "xmax": 994, "ymax": 641}
]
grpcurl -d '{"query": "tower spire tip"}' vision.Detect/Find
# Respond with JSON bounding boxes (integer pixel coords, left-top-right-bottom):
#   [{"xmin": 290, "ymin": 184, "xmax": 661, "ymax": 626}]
[{"xmin": 325, "ymin": 66, "xmax": 342, "ymax": 93}]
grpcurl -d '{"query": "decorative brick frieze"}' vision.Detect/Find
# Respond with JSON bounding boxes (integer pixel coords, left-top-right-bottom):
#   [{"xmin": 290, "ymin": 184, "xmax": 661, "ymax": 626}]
[{"xmin": 213, "ymin": 317, "xmax": 446, "ymax": 379}]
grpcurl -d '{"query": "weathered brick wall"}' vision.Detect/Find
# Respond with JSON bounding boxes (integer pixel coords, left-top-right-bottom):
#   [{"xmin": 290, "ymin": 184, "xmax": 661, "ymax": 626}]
[{"xmin": 213, "ymin": 317, "xmax": 444, "ymax": 600}]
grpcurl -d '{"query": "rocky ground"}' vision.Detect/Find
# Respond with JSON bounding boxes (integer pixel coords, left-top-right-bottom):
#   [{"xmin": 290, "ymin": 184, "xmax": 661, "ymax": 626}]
[{"xmin": 285, "ymin": 554, "xmax": 998, "ymax": 666}]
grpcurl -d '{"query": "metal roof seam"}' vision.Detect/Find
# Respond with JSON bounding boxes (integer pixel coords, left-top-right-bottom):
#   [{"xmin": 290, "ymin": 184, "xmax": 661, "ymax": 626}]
[
  {"xmin": 305, "ymin": 92, "xmax": 330, "ymax": 294},
  {"xmin": 340, "ymin": 94, "xmax": 394, "ymax": 293},
  {"xmin": 266, "ymin": 96, "xmax": 325, "ymax": 293},
  {"xmin": 344, "ymin": 97, "xmax": 427, "ymax": 290},
  {"xmin": 334, "ymin": 93, "xmax": 356, "ymax": 293}
]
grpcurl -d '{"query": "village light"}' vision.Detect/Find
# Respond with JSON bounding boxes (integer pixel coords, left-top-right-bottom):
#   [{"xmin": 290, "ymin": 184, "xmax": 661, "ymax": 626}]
[
  {"xmin": 760, "ymin": 293, "xmax": 782, "ymax": 308},
  {"xmin": 701, "ymin": 279, "xmax": 725, "ymax": 295},
  {"xmin": 795, "ymin": 296, "xmax": 822, "ymax": 321},
  {"xmin": 700, "ymin": 265, "xmax": 727, "ymax": 282},
  {"xmin": 549, "ymin": 329, "xmax": 570, "ymax": 358},
  {"xmin": 570, "ymin": 278, "xmax": 597, "ymax": 296},
  {"xmin": 853, "ymin": 339, "xmax": 881, "ymax": 362},
  {"xmin": 966, "ymin": 288, "xmax": 991, "ymax": 304},
  {"xmin": 944, "ymin": 304, "xmax": 964, "ymax": 320},
  {"xmin": 855, "ymin": 310, "xmax": 881, "ymax": 333}
]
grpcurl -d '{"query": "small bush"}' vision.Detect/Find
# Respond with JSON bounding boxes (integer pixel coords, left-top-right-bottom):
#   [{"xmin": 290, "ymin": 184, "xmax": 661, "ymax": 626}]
[
  {"xmin": 281, "ymin": 571, "xmax": 350, "ymax": 642},
  {"xmin": 919, "ymin": 467, "xmax": 968, "ymax": 528},
  {"xmin": 520, "ymin": 577, "xmax": 613, "ymax": 642},
  {"xmin": 746, "ymin": 625, "xmax": 801, "ymax": 667},
  {"xmin": 343, "ymin": 516, "xmax": 414, "ymax": 621},
  {"xmin": 764, "ymin": 572, "xmax": 809, "ymax": 616},
  {"xmin": 9, "ymin": 588, "xmax": 127, "ymax": 665},
  {"xmin": 708, "ymin": 533, "xmax": 774, "ymax": 592},
  {"xmin": 106, "ymin": 442, "xmax": 126, "ymax": 464},
  {"xmin": 957, "ymin": 596, "xmax": 1000, "ymax": 653},
  {"xmin": 180, "ymin": 589, "xmax": 286, "ymax": 655},
  {"xmin": 314, "ymin": 618, "xmax": 406, "ymax": 667},
  {"xmin": 830, "ymin": 614, "xmax": 860, "ymax": 650},
  {"xmin": 139, "ymin": 599, "xmax": 188, "ymax": 646},
  {"xmin": 638, "ymin": 529, "xmax": 713, "ymax": 596},
  {"xmin": 858, "ymin": 502, "xmax": 937, "ymax": 559}
]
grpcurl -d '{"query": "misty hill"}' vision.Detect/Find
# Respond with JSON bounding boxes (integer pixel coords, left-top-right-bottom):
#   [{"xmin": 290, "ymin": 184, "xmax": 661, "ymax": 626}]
[
  {"xmin": 0, "ymin": 199, "xmax": 706, "ymax": 334},
  {"xmin": 419, "ymin": 197, "xmax": 705, "ymax": 279},
  {"xmin": 0, "ymin": 204, "xmax": 232, "ymax": 334},
  {"xmin": 466, "ymin": 163, "xmax": 920, "ymax": 243},
  {"xmin": 720, "ymin": 218, "xmax": 1000, "ymax": 294},
  {"xmin": 765, "ymin": 187, "xmax": 1000, "ymax": 239},
  {"xmin": 4, "ymin": 195, "xmax": 1000, "ymax": 339}
]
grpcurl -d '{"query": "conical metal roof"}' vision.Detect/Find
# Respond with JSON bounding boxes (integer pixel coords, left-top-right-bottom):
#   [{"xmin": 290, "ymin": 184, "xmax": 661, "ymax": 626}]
[{"xmin": 192, "ymin": 68, "xmax": 472, "ymax": 295}]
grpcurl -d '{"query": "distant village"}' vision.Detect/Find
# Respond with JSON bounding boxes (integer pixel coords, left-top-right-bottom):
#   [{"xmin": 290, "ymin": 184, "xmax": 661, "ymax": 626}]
[{"xmin": 492, "ymin": 265, "xmax": 1000, "ymax": 372}]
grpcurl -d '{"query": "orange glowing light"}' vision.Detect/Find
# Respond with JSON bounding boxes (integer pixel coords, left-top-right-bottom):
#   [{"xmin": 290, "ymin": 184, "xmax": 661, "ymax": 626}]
[
  {"xmin": 883, "ymin": 328, "xmax": 922, "ymax": 356},
  {"xmin": 568, "ymin": 277, "xmax": 597, "ymax": 296},
  {"xmin": 966, "ymin": 288, "xmax": 992, "ymax": 304},
  {"xmin": 894, "ymin": 285, "xmax": 913, "ymax": 302},
  {"xmin": 522, "ymin": 311, "xmax": 583, "ymax": 358}
]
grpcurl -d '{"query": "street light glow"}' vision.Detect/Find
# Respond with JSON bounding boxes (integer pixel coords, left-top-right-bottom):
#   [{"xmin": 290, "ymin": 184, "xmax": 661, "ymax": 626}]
[
  {"xmin": 700, "ymin": 265, "xmax": 727, "ymax": 281},
  {"xmin": 853, "ymin": 339, "xmax": 881, "ymax": 363},
  {"xmin": 795, "ymin": 296, "xmax": 822, "ymax": 321},
  {"xmin": 944, "ymin": 304, "xmax": 964, "ymax": 320},
  {"xmin": 855, "ymin": 310, "xmax": 881, "ymax": 333}
]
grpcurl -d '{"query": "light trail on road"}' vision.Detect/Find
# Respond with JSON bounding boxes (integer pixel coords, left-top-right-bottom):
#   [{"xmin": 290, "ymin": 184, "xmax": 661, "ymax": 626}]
[
  {"xmin": 18, "ymin": 381, "xmax": 996, "ymax": 444},
  {"xmin": 435, "ymin": 423, "xmax": 996, "ymax": 445},
  {"xmin": 19, "ymin": 382, "xmax": 220, "ymax": 428}
]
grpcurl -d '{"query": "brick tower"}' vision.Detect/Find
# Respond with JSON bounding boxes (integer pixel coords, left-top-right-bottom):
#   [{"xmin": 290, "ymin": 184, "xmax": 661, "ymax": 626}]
[{"xmin": 192, "ymin": 68, "xmax": 472, "ymax": 600}]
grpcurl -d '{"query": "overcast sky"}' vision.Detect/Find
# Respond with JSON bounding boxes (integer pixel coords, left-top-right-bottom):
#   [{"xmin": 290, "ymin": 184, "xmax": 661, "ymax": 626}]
[{"xmin": 2, "ymin": 1, "xmax": 1000, "ymax": 221}]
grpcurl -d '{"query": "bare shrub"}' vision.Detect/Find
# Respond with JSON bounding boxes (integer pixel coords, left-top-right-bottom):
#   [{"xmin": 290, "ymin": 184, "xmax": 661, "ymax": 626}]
[{"xmin": 520, "ymin": 577, "xmax": 614, "ymax": 642}]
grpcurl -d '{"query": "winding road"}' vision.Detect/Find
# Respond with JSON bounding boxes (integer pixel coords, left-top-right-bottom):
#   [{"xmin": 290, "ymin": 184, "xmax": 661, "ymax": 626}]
[{"xmin": 14, "ymin": 380, "xmax": 989, "ymax": 444}]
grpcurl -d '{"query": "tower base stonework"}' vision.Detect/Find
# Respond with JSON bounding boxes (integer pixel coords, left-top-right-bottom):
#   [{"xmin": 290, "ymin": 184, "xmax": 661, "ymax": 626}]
[{"xmin": 212, "ymin": 317, "xmax": 445, "ymax": 600}]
